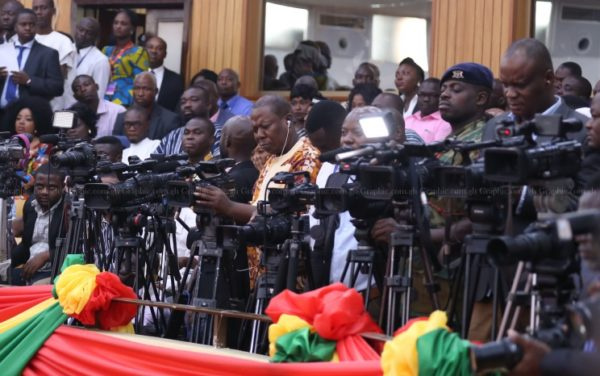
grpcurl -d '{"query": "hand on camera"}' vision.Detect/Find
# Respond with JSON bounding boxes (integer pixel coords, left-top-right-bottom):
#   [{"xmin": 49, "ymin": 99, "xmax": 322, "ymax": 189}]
[
  {"xmin": 193, "ymin": 185, "xmax": 232, "ymax": 217},
  {"xmin": 507, "ymin": 329, "xmax": 550, "ymax": 376},
  {"xmin": 370, "ymin": 218, "xmax": 400, "ymax": 245}
]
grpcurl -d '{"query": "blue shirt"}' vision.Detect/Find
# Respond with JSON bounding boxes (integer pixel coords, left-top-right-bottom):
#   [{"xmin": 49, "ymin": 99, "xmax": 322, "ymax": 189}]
[{"xmin": 217, "ymin": 94, "xmax": 253, "ymax": 116}]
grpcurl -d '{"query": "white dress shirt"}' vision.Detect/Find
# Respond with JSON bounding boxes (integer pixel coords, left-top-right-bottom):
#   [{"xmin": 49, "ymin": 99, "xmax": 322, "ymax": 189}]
[
  {"xmin": 149, "ymin": 65, "xmax": 165, "ymax": 100},
  {"xmin": 122, "ymin": 137, "xmax": 160, "ymax": 163},
  {"xmin": 308, "ymin": 162, "xmax": 369, "ymax": 291},
  {"xmin": 76, "ymin": 45, "xmax": 111, "ymax": 100},
  {"xmin": 35, "ymin": 31, "xmax": 77, "ymax": 110},
  {"xmin": 95, "ymin": 99, "xmax": 126, "ymax": 137},
  {"xmin": 0, "ymin": 39, "xmax": 34, "ymax": 108}
]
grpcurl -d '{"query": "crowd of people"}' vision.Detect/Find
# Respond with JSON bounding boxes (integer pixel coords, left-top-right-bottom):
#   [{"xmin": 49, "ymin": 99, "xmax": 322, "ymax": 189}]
[{"xmin": 0, "ymin": 1, "xmax": 599, "ymax": 374}]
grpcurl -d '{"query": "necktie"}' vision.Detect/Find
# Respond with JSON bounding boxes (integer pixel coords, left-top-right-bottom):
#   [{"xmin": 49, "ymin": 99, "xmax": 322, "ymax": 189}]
[{"xmin": 5, "ymin": 46, "xmax": 26, "ymax": 104}]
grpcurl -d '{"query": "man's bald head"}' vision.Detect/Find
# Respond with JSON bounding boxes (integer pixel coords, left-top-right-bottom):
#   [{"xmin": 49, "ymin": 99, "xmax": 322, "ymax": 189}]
[
  {"xmin": 372, "ymin": 92, "xmax": 405, "ymax": 114},
  {"xmin": 500, "ymin": 38, "xmax": 556, "ymax": 122},
  {"xmin": 503, "ymin": 38, "xmax": 554, "ymax": 73},
  {"xmin": 133, "ymin": 72, "xmax": 157, "ymax": 107},
  {"xmin": 74, "ymin": 17, "xmax": 99, "ymax": 49},
  {"xmin": 220, "ymin": 115, "xmax": 256, "ymax": 161}
]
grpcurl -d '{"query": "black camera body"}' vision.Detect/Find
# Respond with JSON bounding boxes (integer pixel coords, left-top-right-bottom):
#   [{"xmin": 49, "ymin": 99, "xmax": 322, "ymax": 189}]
[
  {"xmin": 487, "ymin": 209, "xmax": 600, "ymax": 265},
  {"xmin": 484, "ymin": 115, "xmax": 583, "ymax": 184}
]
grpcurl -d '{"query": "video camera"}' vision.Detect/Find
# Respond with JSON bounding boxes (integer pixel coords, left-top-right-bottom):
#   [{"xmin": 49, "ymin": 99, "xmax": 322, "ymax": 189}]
[
  {"xmin": 236, "ymin": 172, "xmax": 316, "ymax": 247},
  {"xmin": 484, "ymin": 114, "xmax": 582, "ymax": 184},
  {"xmin": 166, "ymin": 158, "xmax": 236, "ymax": 209},
  {"xmin": 0, "ymin": 133, "xmax": 28, "ymax": 197},
  {"xmin": 472, "ymin": 294, "xmax": 600, "ymax": 372},
  {"xmin": 487, "ymin": 209, "xmax": 600, "ymax": 265}
]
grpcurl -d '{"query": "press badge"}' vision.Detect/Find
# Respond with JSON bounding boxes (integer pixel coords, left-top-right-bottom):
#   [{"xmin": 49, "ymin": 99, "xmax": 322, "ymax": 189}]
[{"xmin": 106, "ymin": 82, "xmax": 116, "ymax": 96}]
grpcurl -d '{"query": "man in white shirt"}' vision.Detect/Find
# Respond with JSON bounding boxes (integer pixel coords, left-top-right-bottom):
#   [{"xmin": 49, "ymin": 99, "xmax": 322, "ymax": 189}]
[
  {"xmin": 33, "ymin": 0, "xmax": 76, "ymax": 110},
  {"xmin": 121, "ymin": 106, "xmax": 160, "ymax": 163},
  {"xmin": 72, "ymin": 74, "xmax": 125, "ymax": 137},
  {"xmin": 0, "ymin": 0, "xmax": 23, "ymax": 44},
  {"xmin": 74, "ymin": 17, "xmax": 109, "ymax": 100}
]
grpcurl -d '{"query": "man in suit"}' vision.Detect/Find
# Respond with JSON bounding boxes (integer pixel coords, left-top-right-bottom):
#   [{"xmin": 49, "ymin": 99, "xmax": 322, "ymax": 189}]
[
  {"xmin": 0, "ymin": 9, "xmax": 63, "ymax": 109},
  {"xmin": 11, "ymin": 164, "xmax": 66, "ymax": 285},
  {"xmin": 482, "ymin": 38, "xmax": 588, "ymax": 143},
  {"xmin": 112, "ymin": 72, "xmax": 180, "ymax": 140},
  {"xmin": 145, "ymin": 36, "xmax": 183, "ymax": 113}
]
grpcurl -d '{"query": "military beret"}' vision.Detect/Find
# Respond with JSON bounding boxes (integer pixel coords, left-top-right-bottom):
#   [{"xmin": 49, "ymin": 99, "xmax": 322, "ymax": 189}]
[{"xmin": 440, "ymin": 62, "xmax": 493, "ymax": 90}]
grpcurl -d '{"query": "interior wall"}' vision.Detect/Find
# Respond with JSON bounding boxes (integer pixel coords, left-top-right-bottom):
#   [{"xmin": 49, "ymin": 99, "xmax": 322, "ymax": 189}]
[{"xmin": 430, "ymin": 0, "xmax": 532, "ymax": 78}]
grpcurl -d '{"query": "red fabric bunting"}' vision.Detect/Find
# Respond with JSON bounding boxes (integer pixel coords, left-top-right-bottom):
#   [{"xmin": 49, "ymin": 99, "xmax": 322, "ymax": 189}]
[
  {"xmin": 0, "ymin": 286, "xmax": 53, "ymax": 322},
  {"xmin": 266, "ymin": 283, "xmax": 381, "ymax": 341},
  {"xmin": 336, "ymin": 336, "xmax": 381, "ymax": 361},
  {"xmin": 24, "ymin": 326, "xmax": 383, "ymax": 376},
  {"xmin": 72, "ymin": 272, "xmax": 137, "ymax": 330}
]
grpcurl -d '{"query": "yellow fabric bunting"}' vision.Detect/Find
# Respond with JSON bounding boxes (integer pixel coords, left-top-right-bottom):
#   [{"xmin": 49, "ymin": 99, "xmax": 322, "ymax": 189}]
[
  {"xmin": 54, "ymin": 264, "xmax": 100, "ymax": 315},
  {"xmin": 381, "ymin": 310, "xmax": 449, "ymax": 376},
  {"xmin": 0, "ymin": 298, "xmax": 58, "ymax": 334}
]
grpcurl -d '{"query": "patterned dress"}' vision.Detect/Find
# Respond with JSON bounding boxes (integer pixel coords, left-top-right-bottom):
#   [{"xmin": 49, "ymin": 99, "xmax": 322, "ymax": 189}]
[{"xmin": 102, "ymin": 43, "xmax": 149, "ymax": 107}]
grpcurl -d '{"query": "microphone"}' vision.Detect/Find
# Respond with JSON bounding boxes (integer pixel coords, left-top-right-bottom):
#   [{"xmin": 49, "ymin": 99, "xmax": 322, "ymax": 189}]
[
  {"xmin": 318, "ymin": 147, "xmax": 352, "ymax": 162},
  {"xmin": 335, "ymin": 146, "xmax": 375, "ymax": 162}
]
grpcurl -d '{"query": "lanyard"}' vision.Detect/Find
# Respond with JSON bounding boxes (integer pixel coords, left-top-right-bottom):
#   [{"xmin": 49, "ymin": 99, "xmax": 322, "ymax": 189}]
[
  {"xmin": 77, "ymin": 47, "xmax": 93, "ymax": 68},
  {"xmin": 108, "ymin": 41, "xmax": 133, "ymax": 70}
]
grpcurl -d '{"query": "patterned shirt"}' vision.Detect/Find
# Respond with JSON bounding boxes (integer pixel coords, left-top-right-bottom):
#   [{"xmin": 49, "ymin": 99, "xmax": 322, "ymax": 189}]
[
  {"xmin": 251, "ymin": 136, "xmax": 321, "ymax": 204},
  {"xmin": 430, "ymin": 118, "xmax": 487, "ymax": 227},
  {"xmin": 437, "ymin": 118, "xmax": 487, "ymax": 165},
  {"xmin": 102, "ymin": 44, "xmax": 149, "ymax": 107}
]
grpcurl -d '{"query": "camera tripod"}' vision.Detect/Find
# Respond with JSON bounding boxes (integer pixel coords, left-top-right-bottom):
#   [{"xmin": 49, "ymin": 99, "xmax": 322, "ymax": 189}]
[
  {"xmin": 51, "ymin": 186, "xmax": 102, "ymax": 281},
  {"xmin": 245, "ymin": 214, "xmax": 313, "ymax": 354}
]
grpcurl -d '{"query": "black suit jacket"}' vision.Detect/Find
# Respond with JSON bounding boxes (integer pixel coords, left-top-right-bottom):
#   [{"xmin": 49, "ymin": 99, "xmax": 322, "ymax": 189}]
[
  {"xmin": 157, "ymin": 68, "xmax": 184, "ymax": 113},
  {"xmin": 113, "ymin": 104, "xmax": 181, "ymax": 140},
  {"xmin": 11, "ymin": 197, "xmax": 67, "ymax": 267},
  {"xmin": 0, "ymin": 40, "xmax": 63, "ymax": 102}
]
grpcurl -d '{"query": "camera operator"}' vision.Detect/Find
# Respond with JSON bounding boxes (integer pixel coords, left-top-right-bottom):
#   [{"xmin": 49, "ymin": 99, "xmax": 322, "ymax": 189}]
[
  {"xmin": 483, "ymin": 39, "xmax": 588, "ymax": 143},
  {"xmin": 482, "ymin": 39, "xmax": 589, "ymax": 212},
  {"xmin": 427, "ymin": 62, "xmax": 494, "ymax": 340},
  {"xmin": 503, "ymin": 175, "xmax": 600, "ymax": 376},
  {"xmin": 194, "ymin": 95, "xmax": 321, "ymax": 224},
  {"xmin": 10, "ymin": 164, "xmax": 66, "ymax": 285},
  {"xmin": 303, "ymin": 100, "xmax": 348, "ymax": 287},
  {"xmin": 93, "ymin": 135, "xmax": 123, "ymax": 163}
]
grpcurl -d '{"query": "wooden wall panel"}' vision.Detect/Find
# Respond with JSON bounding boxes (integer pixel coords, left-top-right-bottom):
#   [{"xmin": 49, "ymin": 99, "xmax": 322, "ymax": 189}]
[
  {"xmin": 22, "ymin": 0, "xmax": 73, "ymax": 34},
  {"xmin": 185, "ymin": 0, "xmax": 262, "ymax": 98},
  {"xmin": 430, "ymin": 0, "xmax": 532, "ymax": 78}
]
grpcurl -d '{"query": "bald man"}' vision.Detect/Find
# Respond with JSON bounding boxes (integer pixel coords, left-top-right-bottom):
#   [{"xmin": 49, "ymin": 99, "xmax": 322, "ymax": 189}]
[
  {"xmin": 219, "ymin": 115, "xmax": 258, "ymax": 203},
  {"xmin": 145, "ymin": 36, "xmax": 184, "ymax": 112},
  {"xmin": 74, "ymin": 17, "xmax": 110, "ymax": 100},
  {"xmin": 112, "ymin": 72, "xmax": 181, "ymax": 139},
  {"xmin": 482, "ymin": 38, "xmax": 588, "ymax": 143},
  {"xmin": 217, "ymin": 68, "xmax": 253, "ymax": 116}
]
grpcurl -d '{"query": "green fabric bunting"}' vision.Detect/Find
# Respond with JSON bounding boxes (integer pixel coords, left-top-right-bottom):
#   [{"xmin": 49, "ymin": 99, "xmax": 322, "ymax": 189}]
[
  {"xmin": 272, "ymin": 327, "xmax": 337, "ymax": 363},
  {"xmin": 416, "ymin": 328, "xmax": 472, "ymax": 376},
  {"xmin": 0, "ymin": 302, "xmax": 67, "ymax": 376}
]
